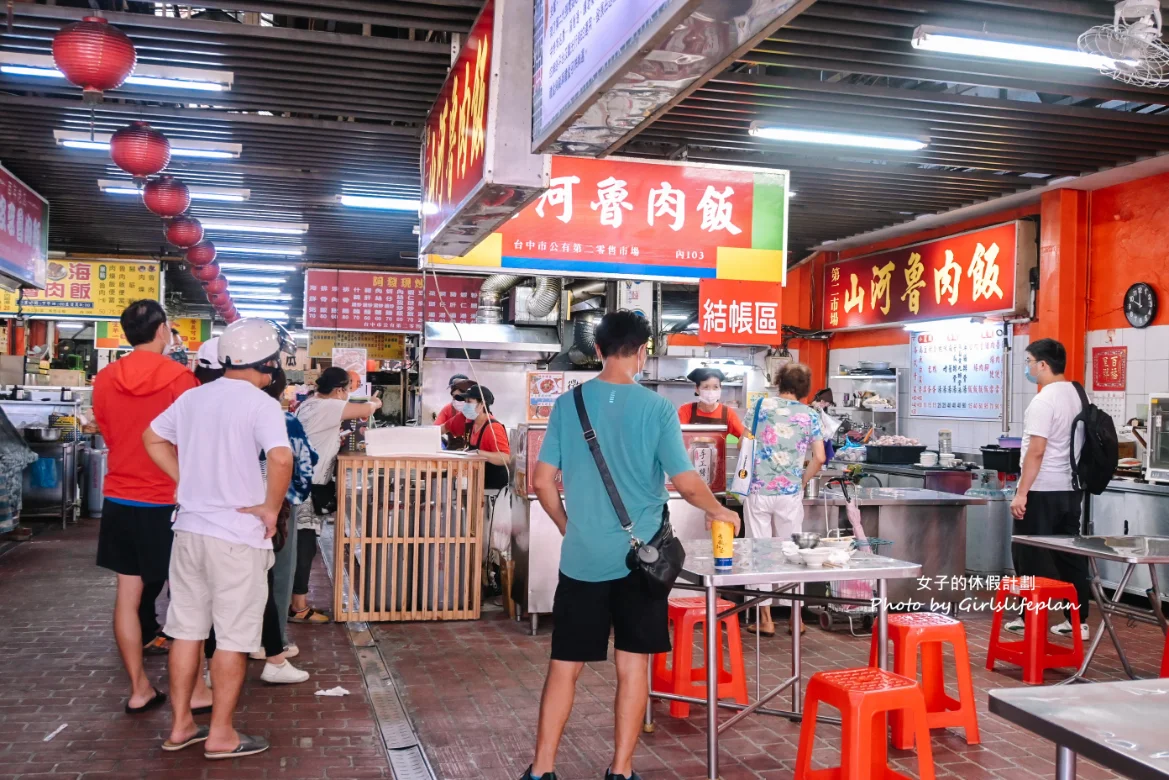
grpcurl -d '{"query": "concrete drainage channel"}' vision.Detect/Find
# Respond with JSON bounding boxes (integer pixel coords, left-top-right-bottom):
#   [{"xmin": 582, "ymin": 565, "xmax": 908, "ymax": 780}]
[{"xmin": 320, "ymin": 524, "xmax": 439, "ymax": 780}]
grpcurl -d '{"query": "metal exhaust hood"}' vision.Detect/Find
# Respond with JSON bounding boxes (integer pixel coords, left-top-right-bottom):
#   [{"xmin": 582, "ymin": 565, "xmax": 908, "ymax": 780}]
[{"xmin": 423, "ymin": 322, "xmax": 560, "ymax": 354}]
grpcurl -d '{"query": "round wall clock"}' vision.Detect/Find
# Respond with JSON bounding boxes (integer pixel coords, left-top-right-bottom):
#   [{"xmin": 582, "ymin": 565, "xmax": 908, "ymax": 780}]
[{"xmin": 1124, "ymin": 282, "xmax": 1158, "ymax": 329}]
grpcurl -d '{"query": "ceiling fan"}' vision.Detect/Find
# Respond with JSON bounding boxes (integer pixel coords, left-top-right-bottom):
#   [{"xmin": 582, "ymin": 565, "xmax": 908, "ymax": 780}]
[{"xmin": 1078, "ymin": 0, "xmax": 1169, "ymax": 86}]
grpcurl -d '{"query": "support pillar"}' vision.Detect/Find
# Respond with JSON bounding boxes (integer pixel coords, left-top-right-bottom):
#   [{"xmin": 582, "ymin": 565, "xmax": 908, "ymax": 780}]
[{"xmin": 1032, "ymin": 189, "xmax": 1089, "ymax": 382}]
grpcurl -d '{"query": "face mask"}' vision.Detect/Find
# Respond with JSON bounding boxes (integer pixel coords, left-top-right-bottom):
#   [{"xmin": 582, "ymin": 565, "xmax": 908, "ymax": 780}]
[
  {"xmin": 461, "ymin": 402, "xmax": 479, "ymax": 420},
  {"xmin": 698, "ymin": 389, "xmax": 720, "ymax": 405},
  {"xmin": 632, "ymin": 348, "xmax": 647, "ymax": 382},
  {"xmin": 1024, "ymin": 364, "xmax": 1039, "ymax": 384},
  {"xmin": 264, "ymin": 367, "xmax": 288, "ymax": 400}
]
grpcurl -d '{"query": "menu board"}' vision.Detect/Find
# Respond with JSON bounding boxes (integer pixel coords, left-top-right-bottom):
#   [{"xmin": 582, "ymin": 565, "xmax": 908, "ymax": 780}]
[
  {"xmin": 0, "ymin": 259, "xmax": 159, "ymax": 319},
  {"xmin": 527, "ymin": 371, "xmax": 565, "ymax": 422},
  {"xmin": 0, "ymin": 164, "xmax": 48, "ymax": 289},
  {"xmin": 909, "ymin": 323, "xmax": 1008, "ymax": 420},
  {"xmin": 309, "ymin": 331, "xmax": 404, "ymax": 360},
  {"xmin": 304, "ymin": 269, "xmax": 482, "ymax": 332}
]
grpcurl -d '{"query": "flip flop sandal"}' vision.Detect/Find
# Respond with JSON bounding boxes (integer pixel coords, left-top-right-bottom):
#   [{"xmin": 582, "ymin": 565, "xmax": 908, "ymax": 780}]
[
  {"xmin": 161, "ymin": 726, "xmax": 210, "ymax": 752},
  {"xmin": 204, "ymin": 733, "xmax": 270, "ymax": 760},
  {"xmin": 288, "ymin": 607, "xmax": 330, "ymax": 624},
  {"xmin": 125, "ymin": 688, "xmax": 167, "ymax": 715},
  {"xmin": 192, "ymin": 705, "xmax": 212, "ymax": 715},
  {"xmin": 744, "ymin": 623, "xmax": 776, "ymax": 638}
]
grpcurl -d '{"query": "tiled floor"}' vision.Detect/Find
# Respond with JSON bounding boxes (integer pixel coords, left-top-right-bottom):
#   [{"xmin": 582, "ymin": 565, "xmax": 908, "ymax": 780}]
[
  {"xmin": 0, "ymin": 519, "xmax": 392, "ymax": 779},
  {"xmin": 374, "ymin": 591, "xmax": 1167, "ymax": 780}
]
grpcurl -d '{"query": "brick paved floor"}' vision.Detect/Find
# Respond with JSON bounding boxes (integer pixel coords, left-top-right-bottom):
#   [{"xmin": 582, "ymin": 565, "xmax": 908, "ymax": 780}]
[
  {"xmin": 0, "ymin": 518, "xmax": 392, "ymax": 780},
  {"xmin": 374, "ymin": 592, "xmax": 1167, "ymax": 780}
]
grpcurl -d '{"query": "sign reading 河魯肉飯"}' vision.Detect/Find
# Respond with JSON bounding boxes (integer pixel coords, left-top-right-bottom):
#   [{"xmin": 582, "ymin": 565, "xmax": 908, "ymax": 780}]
[
  {"xmin": 823, "ymin": 221, "xmax": 1036, "ymax": 331},
  {"xmin": 0, "ymin": 164, "xmax": 49, "ymax": 290},
  {"xmin": 697, "ymin": 279, "xmax": 783, "ymax": 346},
  {"xmin": 425, "ymin": 156, "xmax": 788, "ymax": 284},
  {"xmin": 0, "ymin": 259, "xmax": 159, "ymax": 319}
]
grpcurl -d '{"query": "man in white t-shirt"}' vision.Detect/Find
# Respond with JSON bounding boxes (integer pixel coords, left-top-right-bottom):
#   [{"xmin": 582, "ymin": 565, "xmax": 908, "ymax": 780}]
[
  {"xmin": 1009, "ymin": 338, "xmax": 1089, "ymax": 641},
  {"xmin": 144, "ymin": 319, "xmax": 294, "ymax": 760}
]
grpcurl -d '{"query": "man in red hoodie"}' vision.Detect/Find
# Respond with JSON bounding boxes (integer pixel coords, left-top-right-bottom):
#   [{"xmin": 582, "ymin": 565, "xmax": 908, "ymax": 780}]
[{"xmin": 93, "ymin": 299, "xmax": 200, "ymax": 714}]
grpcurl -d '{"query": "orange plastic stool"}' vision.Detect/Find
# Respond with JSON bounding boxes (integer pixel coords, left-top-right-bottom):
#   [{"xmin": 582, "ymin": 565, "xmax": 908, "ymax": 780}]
[
  {"xmin": 868, "ymin": 613, "xmax": 980, "ymax": 749},
  {"xmin": 794, "ymin": 667, "xmax": 936, "ymax": 780},
  {"xmin": 986, "ymin": 576, "xmax": 1085, "ymax": 685},
  {"xmin": 651, "ymin": 597, "xmax": 748, "ymax": 718}
]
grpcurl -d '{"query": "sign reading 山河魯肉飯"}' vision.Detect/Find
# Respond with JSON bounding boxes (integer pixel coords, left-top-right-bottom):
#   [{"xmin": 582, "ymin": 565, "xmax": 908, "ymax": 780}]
[
  {"xmin": 0, "ymin": 259, "xmax": 159, "ymax": 319},
  {"xmin": 0, "ymin": 164, "xmax": 49, "ymax": 290},
  {"xmin": 822, "ymin": 221, "xmax": 1036, "ymax": 331},
  {"xmin": 425, "ymin": 156, "xmax": 788, "ymax": 284}
]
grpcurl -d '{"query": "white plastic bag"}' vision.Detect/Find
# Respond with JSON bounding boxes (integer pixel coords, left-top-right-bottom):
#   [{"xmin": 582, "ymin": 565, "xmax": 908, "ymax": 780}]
[{"xmin": 729, "ymin": 398, "xmax": 765, "ymax": 500}]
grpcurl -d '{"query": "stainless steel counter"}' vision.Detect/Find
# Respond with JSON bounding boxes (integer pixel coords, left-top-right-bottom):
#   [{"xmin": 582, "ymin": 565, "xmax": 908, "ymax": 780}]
[
  {"xmin": 859, "ymin": 463, "xmax": 976, "ymax": 496},
  {"xmin": 803, "ymin": 487, "xmax": 985, "ymax": 507},
  {"xmin": 1089, "ymin": 479, "xmax": 1169, "ymax": 600}
]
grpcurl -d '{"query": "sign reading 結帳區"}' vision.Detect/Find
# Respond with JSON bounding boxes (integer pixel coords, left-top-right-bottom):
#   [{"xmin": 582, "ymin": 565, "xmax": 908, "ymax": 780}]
[
  {"xmin": 426, "ymin": 156, "xmax": 788, "ymax": 283},
  {"xmin": 0, "ymin": 164, "xmax": 49, "ymax": 290},
  {"xmin": 823, "ymin": 221, "xmax": 1036, "ymax": 331},
  {"xmin": 697, "ymin": 279, "xmax": 783, "ymax": 345}
]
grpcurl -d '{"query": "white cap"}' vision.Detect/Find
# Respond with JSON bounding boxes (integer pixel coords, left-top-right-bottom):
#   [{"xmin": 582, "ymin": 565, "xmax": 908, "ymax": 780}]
[{"xmin": 196, "ymin": 337, "xmax": 221, "ymax": 369}]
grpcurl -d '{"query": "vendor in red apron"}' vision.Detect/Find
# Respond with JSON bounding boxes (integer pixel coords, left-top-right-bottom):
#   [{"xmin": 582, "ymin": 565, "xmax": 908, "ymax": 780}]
[
  {"xmin": 462, "ymin": 384, "xmax": 511, "ymax": 491},
  {"xmin": 677, "ymin": 367, "xmax": 745, "ymax": 439}
]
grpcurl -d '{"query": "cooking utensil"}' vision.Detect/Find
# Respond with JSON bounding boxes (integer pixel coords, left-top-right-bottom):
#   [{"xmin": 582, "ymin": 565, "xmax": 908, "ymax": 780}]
[
  {"xmin": 791, "ymin": 531, "xmax": 821, "ymax": 549},
  {"xmin": 23, "ymin": 426, "xmax": 62, "ymax": 442},
  {"xmin": 858, "ymin": 361, "xmax": 891, "ymax": 371}
]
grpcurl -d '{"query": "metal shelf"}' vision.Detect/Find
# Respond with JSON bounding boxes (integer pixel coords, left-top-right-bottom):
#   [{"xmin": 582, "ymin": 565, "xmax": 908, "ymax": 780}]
[{"xmin": 830, "ymin": 374, "xmax": 898, "ymax": 380}]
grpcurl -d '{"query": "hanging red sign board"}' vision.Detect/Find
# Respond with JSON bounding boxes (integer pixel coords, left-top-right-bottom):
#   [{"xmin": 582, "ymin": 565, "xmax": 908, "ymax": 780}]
[
  {"xmin": 0, "ymin": 164, "xmax": 49, "ymax": 289},
  {"xmin": 304, "ymin": 269, "xmax": 482, "ymax": 332},
  {"xmin": 822, "ymin": 221, "xmax": 1036, "ymax": 331},
  {"xmin": 1092, "ymin": 346, "xmax": 1127, "ymax": 391},
  {"xmin": 698, "ymin": 279, "xmax": 784, "ymax": 345}
]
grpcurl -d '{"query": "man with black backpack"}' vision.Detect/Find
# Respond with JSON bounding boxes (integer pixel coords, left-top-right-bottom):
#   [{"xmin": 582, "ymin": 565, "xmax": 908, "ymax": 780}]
[{"xmin": 1009, "ymin": 338, "xmax": 1091, "ymax": 640}]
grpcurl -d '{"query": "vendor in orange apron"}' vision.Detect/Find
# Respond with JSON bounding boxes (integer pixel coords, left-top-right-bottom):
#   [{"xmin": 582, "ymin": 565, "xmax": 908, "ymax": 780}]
[{"xmin": 677, "ymin": 367, "xmax": 746, "ymax": 439}]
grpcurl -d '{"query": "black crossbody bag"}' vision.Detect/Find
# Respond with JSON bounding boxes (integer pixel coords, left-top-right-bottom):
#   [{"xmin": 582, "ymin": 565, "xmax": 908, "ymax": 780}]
[{"xmin": 573, "ymin": 385, "xmax": 685, "ymax": 596}]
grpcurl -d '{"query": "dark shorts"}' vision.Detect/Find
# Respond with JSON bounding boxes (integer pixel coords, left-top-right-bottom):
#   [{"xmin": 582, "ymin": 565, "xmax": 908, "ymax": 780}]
[
  {"xmin": 95, "ymin": 500, "xmax": 175, "ymax": 582},
  {"xmin": 550, "ymin": 571, "xmax": 670, "ymax": 663}
]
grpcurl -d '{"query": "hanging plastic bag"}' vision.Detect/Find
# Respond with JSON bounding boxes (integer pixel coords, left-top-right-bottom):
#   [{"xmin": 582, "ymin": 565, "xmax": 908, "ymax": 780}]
[
  {"xmin": 819, "ymin": 410, "xmax": 843, "ymax": 440},
  {"xmin": 31, "ymin": 457, "xmax": 58, "ymax": 489},
  {"xmin": 729, "ymin": 398, "xmax": 764, "ymax": 500}
]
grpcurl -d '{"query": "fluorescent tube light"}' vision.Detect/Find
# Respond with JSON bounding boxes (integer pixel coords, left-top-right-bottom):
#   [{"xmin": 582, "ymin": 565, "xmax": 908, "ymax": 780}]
[
  {"xmin": 903, "ymin": 317, "xmax": 976, "ymax": 332},
  {"xmin": 198, "ymin": 218, "xmax": 308, "ymax": 235},
  {"xmin": 234, "ymin": 303, "xmax": 290, "ymax": 312},
  {"xmin": 232, "ymin": 293, "xmax": 293, "ymax": 302},
  {"xmin": 222, "ymin": 274, "xmax": 288, "ymax": 285},
  {"xmin": 98, "ymin": 179, "xmax": 250, "ymax": 201},
  {"xmin": 58, "ymin": 130, "xmax": 242, "ymax": 159},
  {"xmin": 748, "ymin": 123, "xmax": 928, "ymax": 151},
  {"xmin": 214, "ymin": 245, "xmax": 305, "ymax": 256},
  {"xmin": 1, "ymin": 52, "xmax": 233, "ymax": 91},
  {"xmin": 230, "ymin": 285, "xmax": 294, "ymax": 296},
  {"xmin": 338, "ymin": 194, "xmax": 421, "ymax": 211},
  {"xmin": 217, "ymin": 262, "xmax": 299, "ymax": 272},
  {"xmin": 55, "ymin": 321, "xmax": 85, "ymax": 330},
  {"xmin": 911, "ymin": 26, "xmax": 1128, "ymax": 69}
]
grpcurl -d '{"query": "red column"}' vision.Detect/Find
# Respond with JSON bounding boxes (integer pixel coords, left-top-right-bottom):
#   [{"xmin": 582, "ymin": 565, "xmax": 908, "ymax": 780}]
[
  {"xmin": 1032, "ymin": 189, "xmax": 1089, "ymax": 381},
  {"xmin": 784, "ymin": 253, "xmax": 830, "ymax": 399}
]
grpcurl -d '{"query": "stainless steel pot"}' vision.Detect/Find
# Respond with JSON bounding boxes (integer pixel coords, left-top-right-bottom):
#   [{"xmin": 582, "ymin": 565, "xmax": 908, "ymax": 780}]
[
  {"xmin": 805, "ymin": 477, "xmax": 821, "ymax": 499},
  {"xmin": 23, "ymin": 426, "xmax": 62, "ymax": 442}
]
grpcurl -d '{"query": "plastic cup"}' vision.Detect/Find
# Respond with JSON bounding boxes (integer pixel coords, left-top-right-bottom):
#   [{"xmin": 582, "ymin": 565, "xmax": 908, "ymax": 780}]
[{"xmin": 711, "ymin": 520, "xmax": 734, "ymax": 571}]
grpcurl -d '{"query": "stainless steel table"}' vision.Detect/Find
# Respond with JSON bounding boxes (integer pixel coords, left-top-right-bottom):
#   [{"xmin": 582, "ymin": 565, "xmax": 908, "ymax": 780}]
[
  {"xmin": 1012, "ymin": 535, "xmax": 1169, "ymax": 683},
  {"xmin": 989, "ymin": 679, "xmax": 1169, "ymax": 779},
  {"xmin": 655, "ymin": 538, "xmax": 922, "ymax": 780}
]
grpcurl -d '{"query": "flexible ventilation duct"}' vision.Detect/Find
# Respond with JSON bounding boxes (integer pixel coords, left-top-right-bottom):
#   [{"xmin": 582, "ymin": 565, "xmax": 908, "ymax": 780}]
[
  {"xmin": 566, "ymin": 280, "xmax": 605, "ymax": 302},
  {"xmin": 527, "ymin": 277, "xmax": 563, "ymax": 318},
  {"xmin": 569, "ymin": 312, "xmax": 602, "ymax": 366},
  {"xmin": 474, "ymin": 274, "xmax": 523, "ymax": 324}
]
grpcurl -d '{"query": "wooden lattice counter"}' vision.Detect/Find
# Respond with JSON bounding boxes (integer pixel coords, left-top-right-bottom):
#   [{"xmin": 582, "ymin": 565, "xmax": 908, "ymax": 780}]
[{"xmin": 332, "ymin": 453, "xmax": 486, "ymax": 622}]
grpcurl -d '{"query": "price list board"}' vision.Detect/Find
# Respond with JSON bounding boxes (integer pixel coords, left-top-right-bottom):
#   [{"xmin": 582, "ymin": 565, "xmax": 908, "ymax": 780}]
[
  {"xmin": 304, "ymin": 269, "xmax": 483, "ymax": 332},
  {"xmin": 910, "ymin": 323, "xmax": 1009, "ymax": 420}
]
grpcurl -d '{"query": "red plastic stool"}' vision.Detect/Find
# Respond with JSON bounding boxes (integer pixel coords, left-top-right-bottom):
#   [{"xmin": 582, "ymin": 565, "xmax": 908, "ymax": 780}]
[
  {"xmin": 1160, "ymin": 630, "xmax": 1169, "ymax": 678},
  {"xmin": 795, "ymin": 667, "xmax": 936, "ymax": 780},
  {"xmin": 868, "ymin": 612, "xmax": 980, "ymax": 749},
  {"xmin": 986, "ymin": 576, "xmax": 1084, "ymax": 685},
  {"xmin": 651, "ymin": 597, "xmax": 747, "ymax": 718}
]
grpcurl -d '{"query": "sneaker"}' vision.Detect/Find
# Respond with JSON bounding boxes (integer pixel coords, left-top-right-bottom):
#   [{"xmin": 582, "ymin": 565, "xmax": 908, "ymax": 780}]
[
  {"xmin": 605, "ymin": 771, "xmax": 642, "ymax": 780},
  {"xmin": 1051, "ymin": 621, "xmax": 1089, "ymax": 640},
  {"xmin": 261, "ymin": 660, "xmax": 310, "ymax": 684},
  {"xmin": 1004, "ymin": 617, "xmax": 1026, "ymax": 634},
  {"xmin": 519, "ymin": 766, "xmax": 556, "ymax": 780},
  {"xmin": 249, "ymin": 644, "xmax": 300, "ymax": 661}
]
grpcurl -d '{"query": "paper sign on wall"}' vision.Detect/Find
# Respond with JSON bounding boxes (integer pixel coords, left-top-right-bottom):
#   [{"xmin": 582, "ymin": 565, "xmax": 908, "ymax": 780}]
[
  {"xmin": 527, "ymin": 371, "xmax": 564, "ymax": 422},
  {"xmin": 1092, "ymin": 346, "xmax": 1127, "ymax": 391},
  {"xmin": 910, "ymin": 323, "xmax": 1008, "ymax": 420}
]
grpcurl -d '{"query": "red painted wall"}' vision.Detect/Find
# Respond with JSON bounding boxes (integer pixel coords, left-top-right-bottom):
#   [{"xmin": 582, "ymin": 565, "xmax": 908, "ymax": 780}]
[{"xmin": 1087, "ymin": 170, "xmax": 1169, "ymax": 331}]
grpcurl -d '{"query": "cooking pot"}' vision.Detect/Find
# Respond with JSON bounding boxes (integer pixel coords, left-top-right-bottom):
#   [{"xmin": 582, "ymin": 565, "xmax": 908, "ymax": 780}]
[{"xmin": 23, "ymin": 426, "xmax": 62, "ymax": 443}]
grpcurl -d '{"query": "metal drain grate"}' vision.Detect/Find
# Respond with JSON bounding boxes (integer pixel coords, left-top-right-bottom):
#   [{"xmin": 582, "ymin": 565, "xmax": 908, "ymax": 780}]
[
  {"xmin": 388, "ymin": 746, "xmax": 432, "ymax": 780},
  {"xmin": 368, "ymin": 688, "xmax": 418, "ymax": 749}
]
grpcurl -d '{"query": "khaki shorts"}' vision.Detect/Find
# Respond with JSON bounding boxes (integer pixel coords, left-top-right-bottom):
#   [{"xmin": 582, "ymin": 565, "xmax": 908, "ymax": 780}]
[{"xmin": 164, "ymin": 531, "xmax": 274, "ymax": 653}]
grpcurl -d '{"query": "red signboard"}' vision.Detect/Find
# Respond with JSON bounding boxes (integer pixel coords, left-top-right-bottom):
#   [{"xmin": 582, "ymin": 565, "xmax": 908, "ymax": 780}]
[
  {"xmin": 427, "ymin": 156, "xmax": 789, "ymax": 283},
  {"xmin": 1093, "ymin": 346, "xmax": 1127, "ymax": 391},
  {"xmin": 419, "ymin": 0, "xmax": 493, "ymax": 253},
  {"xmin": 0, "ymin": 164, "xmax": 49, "ymax": 289},
  {"xmin": 698, "ymin": 279, "xmax": 783, "ymax": 345},
  {"xmin": 304, "ymin": 269, "xmax": 482, "ymax": 332},
  {"xmin": 823, "ymin": 222, "xmax": 1024, "ymax": 330}
]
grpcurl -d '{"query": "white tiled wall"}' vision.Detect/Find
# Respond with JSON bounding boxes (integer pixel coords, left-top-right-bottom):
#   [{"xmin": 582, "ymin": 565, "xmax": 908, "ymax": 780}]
[
  {"xmin": 828, "ymin": 331, "xmax": 1030, "ymax": 454},
  {"xmin": 1086, "ymin": 324, "xmax": 1169, "ymax": 421}
]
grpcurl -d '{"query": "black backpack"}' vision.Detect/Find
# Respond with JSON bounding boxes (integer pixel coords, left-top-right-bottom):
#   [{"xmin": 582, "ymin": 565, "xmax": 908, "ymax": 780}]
[{"xmin": 1070, "ymin": 381, "xmax": 1118, "ymax": 495}]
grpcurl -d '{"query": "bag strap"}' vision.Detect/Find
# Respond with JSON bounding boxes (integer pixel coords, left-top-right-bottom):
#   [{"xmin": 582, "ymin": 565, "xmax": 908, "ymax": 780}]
[
  {"xmin": 573, "ymin": 385, "xmax": 634, "ymax": 533},
  {"xmin": 720, "ymin": 404, "xmax": 728, "ymax": 424},
  {"xmin": 1070, "ymin": 381, "xmax": 1091, "ymax": 488},
  {"xmin": 750, "ymin": 397, "xmax": 764, "ymax": 436},
  {"xmin": 689, "ymin": 402, "xmax": 699, "ymax": 422}
]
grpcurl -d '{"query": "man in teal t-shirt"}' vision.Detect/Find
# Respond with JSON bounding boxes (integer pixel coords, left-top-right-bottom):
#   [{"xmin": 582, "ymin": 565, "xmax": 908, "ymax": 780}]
[{"xmin": 519, "ymin": 311, "xmax": 739, "ymax": 780}]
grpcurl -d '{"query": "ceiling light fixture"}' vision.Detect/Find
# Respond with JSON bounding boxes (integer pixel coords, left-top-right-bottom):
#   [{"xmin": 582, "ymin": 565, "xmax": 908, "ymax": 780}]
[
  {"xmin": 98, "ymin": 179, "xmax": 249, "ymax": 201},
  {"xmin": 222, "ymin": 274, "xmax": 288, "ymax": 285},
  {"xmin": 230, "ymin": 285, "xmax": 294, "ymax": 296},
  {"xmin": 214, "ymin": 245, "xmax": 305, "ymax": 256},
  {"xmin": 232, "ymin": 292, "xmax": 293, "ymax": 302},
  {"xmin": 1, "ymin": 51, "xmax": 233, "ymax": 91},
  {"xmin": 217, "ymin": 262, "xmax": 299, "ymax": 272},
  {"xmin": 748, "ymin": 123, "xmax": 928, "ymax": 151},
  {"xmin": 338, "ymin": 194, "xmax": 422, "ymax": 212},
  {"xmin": 198, "ymin": 218, "xmax": 308, "ymax": 235},
  {"xmin": 56, "ymin": 130, "xmax": 241, "ymax": 159},
  {"xmin": 233, "ymin": 303, "xmax": 290, "ymax": 313},
  {"xmin": 911, "ymin": 25, "xmax": 1129, "ymax": 69}
]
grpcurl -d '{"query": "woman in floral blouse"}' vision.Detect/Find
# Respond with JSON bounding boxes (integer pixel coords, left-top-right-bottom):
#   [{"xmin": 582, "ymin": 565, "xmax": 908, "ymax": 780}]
[{"xmin": 747, "ymin": 362, "xmax": 827, "ymax": 636}]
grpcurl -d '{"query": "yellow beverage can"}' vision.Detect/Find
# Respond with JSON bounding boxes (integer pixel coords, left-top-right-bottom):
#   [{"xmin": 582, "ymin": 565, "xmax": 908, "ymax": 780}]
[{"xmin": 711, "ymin": 520, "xmax": 734, "ymax": 571}]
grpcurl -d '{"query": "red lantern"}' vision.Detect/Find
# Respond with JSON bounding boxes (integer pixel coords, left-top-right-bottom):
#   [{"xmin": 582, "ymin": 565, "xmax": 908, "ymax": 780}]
[
  {"xmin": 190, "ymin": 261, "xmax": 220, "ymax": 282},
  {"xmin": 208, "ymin": 292, "xmax": 232, "ymax": 308},
  {"xmin": 142, "ymin": 175, "xmax": 190, "ymax": 218},
  {"xmin": 186, "ymin": 242, "xmax": 216, "ymax": 267},
  {"xmin": 223, "ymin": 310, "xmax": 240, "ymax": 324},
  {"xmin": 203, "ymin": 276, "xmax": 228, "ymax": 296},
  {"xmin": 111, "ymin": 121, "xmax": 170, "ymax": 180},
  {"xmin": 52, "ymin": 17, "xmax": 136, "ymax": 103},
  {"xmin": 166, "ymin": 215, "xmax": 203, "ymax": 248}
]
